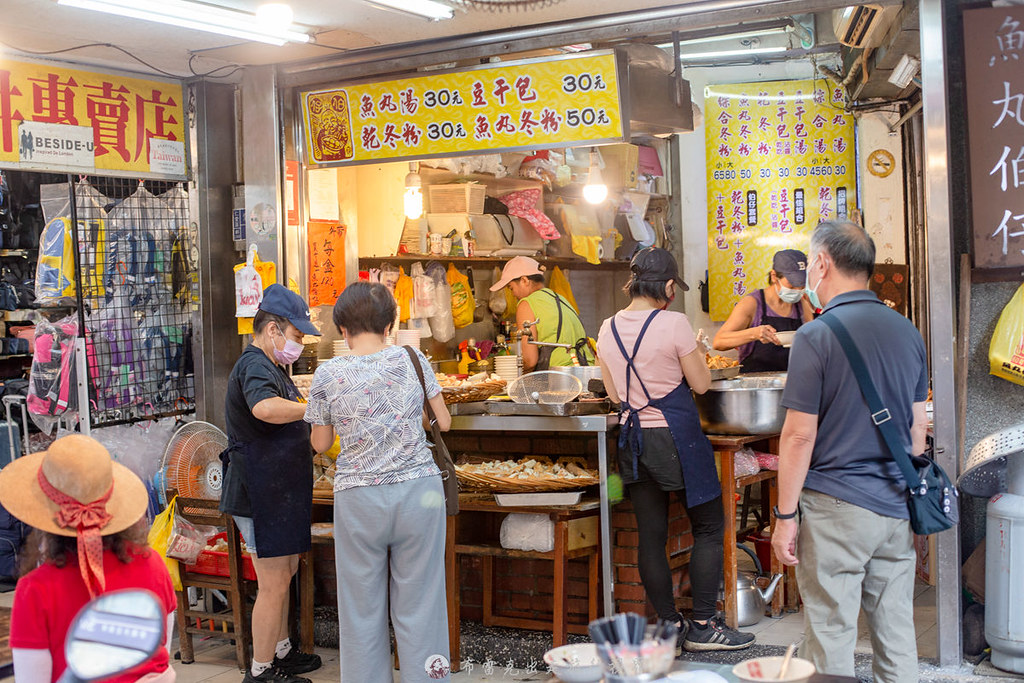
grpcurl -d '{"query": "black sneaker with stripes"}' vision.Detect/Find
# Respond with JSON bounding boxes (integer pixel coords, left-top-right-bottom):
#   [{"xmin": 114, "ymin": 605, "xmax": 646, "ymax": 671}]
[{"xmin": 682, "ymin": 615, "xmax": 755, "ymax": 652}]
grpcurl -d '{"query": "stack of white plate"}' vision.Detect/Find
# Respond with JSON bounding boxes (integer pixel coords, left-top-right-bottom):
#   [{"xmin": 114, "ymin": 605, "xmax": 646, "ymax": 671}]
[
  {"xmin": 396, "ymin": 330, "xmax": 421, "ymax": 349},
  {"xmin": 493, "ymin": 355, "xmax": 520, "ymax": 382},
  {"xmin": 333, "ymin": 340, "xmax": 351, "ymax": 357}
]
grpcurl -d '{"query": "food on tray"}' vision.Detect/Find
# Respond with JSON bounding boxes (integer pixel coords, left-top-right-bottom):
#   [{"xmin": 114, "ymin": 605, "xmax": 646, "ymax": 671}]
[
  {"xmin": 204, "ymin": 537, "xmax": 253, "ymax": 555},
  {"xmin": 436, "ymin": 372, "xmax": 504, "ymax": 388},
  {"xmin": 706, "ymin": 353, "xmax": 740, "ymax": 369},
  {"xmin": 311, "ymin": 522, "xmax": 333, "ymax": 538},
  {"xmin": 457, "ymin": 457, "xmax": 597, "ymax": 481}
]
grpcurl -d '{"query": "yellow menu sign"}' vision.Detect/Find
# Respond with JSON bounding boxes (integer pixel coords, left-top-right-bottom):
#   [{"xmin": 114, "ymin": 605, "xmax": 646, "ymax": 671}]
[
  {"xmin": 0, "ymin": 58, "xmax": 185, "ymax": 176},
  {"xmin": 302, "ymin": 52, "xmax": 625, "ymax": 165},
  {"xmin": 705, "ymin": 79, "xmax": 857, "ymax": 321}
]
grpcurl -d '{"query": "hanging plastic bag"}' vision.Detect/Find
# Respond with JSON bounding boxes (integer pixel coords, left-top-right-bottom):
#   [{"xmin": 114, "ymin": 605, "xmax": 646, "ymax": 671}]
[
  {"xmin": 447, "ymin": 264, "xmax": 475, "ymax": 329},
  {"xmin": 27, "ymin": 314, "xmax": 82, "ymax": 434},
  {"xmin": 148, "ymin": 496, "xmax": 182, "ymax": 591},
  {"xmin": 427, "ymin": 263, "xmax": 454, "ymax": 342},
  {"xmin": 989, "ymin": 282, "xmax": 1024, "ymax": 386},
  {"xmin": 235, "ymin": 245, "xmax": 263, "ymax": 318},
  {"xmin": 394, "ymin": 269, "xmax": 413, "ymax": 323},
  {"xmin": 166, "ymin": 513, "xmax": 217, "ymax": 565},
  {"xmin": 548, "ymin": 266, "xmax": 579, "ymax": 312},
  {"xmin": 234, "ymin": 252, "xmax": 276, "ymax": 335},
  {"xmin": 488, "ymin": 267, "xmax": 507, "ymax": 317},
  {"xmin": 411, "ymin": 262, "xmax": 437, "ymax": 318}
]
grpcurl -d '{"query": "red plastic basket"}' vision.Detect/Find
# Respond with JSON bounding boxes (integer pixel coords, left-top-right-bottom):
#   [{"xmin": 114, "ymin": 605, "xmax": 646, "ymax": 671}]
[{"xmin": 183, "ymin": 532, "xmax": 257, "ymax": 582}]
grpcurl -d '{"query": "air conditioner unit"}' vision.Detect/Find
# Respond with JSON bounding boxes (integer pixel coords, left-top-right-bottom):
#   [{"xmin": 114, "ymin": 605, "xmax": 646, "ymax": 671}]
[{"xmin": 833, "ymin": 5, "xmax": 901, "ymax": 49}]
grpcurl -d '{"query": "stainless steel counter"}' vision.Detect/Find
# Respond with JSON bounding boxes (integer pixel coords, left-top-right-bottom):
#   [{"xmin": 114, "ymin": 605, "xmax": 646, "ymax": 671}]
[{"xmin": 448, "ymin": 413, "xmax": 618, "ymax": 616}]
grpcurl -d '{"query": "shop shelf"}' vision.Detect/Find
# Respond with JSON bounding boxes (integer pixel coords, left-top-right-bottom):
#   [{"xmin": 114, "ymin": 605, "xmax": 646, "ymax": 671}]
[{"xmin": 358, "ymin": 255, "xmax": 630, "ymax": 271}]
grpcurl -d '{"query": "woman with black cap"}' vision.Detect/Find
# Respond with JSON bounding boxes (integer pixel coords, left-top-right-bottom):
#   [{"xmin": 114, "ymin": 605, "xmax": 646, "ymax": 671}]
[
  {"xmin": 219, "ymin": 284, "xmax": 322, "ymax": 683},
  {"xmin": 712, "ymin": 249, "xmax": 814, "ymax": 373},
  {"xmin": 596, "ymin": 247, "xmax": 754, "ymax": 652}
]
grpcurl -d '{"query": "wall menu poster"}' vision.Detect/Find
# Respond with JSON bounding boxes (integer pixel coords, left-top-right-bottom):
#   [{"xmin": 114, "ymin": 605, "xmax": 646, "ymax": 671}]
[
  {"xmin": 308, "ymin": 221, "xmax": 346, "ymax": 308},
  {"xmin": 0, "ymin": 58, "xmax": 185, "ymax": 177},
  {"xmin": 963, "ymin": 6, "xmax": 1024, "ymax": 270},
  {"xmin": 705, "ymin": 79, "xmax": 857, "ymax": 321},
  {"xmin": 301, "ymin": 51, "xmax": 625, "ymax": 165}
]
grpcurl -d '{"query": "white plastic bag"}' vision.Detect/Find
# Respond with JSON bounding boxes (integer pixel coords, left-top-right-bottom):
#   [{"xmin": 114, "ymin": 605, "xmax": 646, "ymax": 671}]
[
  {"xmin": 411, "ymin": 262, "xmax": 437, "ymax": 318},
  {"xmin": 426, "ymin": 262, "xmax": 454, "ymax": 343},
  {"xmin": 734, "ymin": 447, "xmax": 761, "ymax": 477},
  {"xmin": 235, "ymin": 245, "xmax": 263, "ymax": 317},
  {"xmin": 500, "ymin": 513, "xmax": 554, "ymax": 552}
]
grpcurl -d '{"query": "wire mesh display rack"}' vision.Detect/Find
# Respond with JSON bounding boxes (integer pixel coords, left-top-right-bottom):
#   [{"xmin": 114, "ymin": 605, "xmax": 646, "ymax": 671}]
[{"xmin": 66, "ymin": 176, "xmax": 197, "ymax": 428}]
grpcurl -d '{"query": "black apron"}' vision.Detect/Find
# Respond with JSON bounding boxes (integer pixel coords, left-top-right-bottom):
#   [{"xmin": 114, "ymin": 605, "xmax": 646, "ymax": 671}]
[
  {"xmin": 611, "ymin": 311, "xmax": 721, "ymax": 507},
  {"xmin": 221, "ymin": 377, "xmax": 313, "ymax": 558},
  {"xmin": 739, "ymin": 289, "xmax": 803, "ymax": 374},
  {"xmin": 534, "ymin": 290, "xmax": 593, "ymax": 371}
]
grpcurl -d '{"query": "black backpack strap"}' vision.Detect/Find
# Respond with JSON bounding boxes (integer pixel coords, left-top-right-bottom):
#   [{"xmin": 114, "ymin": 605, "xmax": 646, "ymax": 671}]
[{"xmin": 819, "ymin": 314, "xmax": 920, "ymax": 489}]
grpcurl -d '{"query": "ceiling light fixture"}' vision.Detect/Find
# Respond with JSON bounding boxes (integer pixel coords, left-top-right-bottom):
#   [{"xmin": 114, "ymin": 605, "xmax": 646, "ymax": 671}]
[
  {"xmin": 404, "ymin": 163, "xmax": 424, "ymax": 220},
  {"xmin": 655, "ymin": 27, "xmax": 788, "ymax": 49},
  {"xmin": 583, "ymin": 151, "xmax": 608, "ymax": 205},
  {"xmin": 57, "ymin": 0, "xmax": 311, "ymax": 45},
  {"xmin": 365, "ymin": 0, "xmax": 454, "ymax": 20},
  {"xmin": 680, "ymin": 46, "xmax": 787, "ymax": 62}
]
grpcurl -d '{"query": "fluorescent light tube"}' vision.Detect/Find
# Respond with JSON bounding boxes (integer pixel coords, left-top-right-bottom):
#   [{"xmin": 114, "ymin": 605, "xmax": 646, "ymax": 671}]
[
  {"xmin": 656, "ymin": 27, "xmax": 788, "ymax": 49},
  {"xmin": 681, "ymin": 46, "xmax": 787, "ymax": 61},
  {"xmin": 365, "ymin": 0, "xmax": 453, "ymax": 21},
  {"xmin": 58, "ymin": 0, "xmax": 311, "ymax": 45}
]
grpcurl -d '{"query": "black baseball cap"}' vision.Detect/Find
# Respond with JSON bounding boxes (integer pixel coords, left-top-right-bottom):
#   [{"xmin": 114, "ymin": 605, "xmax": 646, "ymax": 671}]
[
  {"xmin": 772, "ymin": 249, "xmax": 808, "ymax": 288},
  {"xmin": 629, "ymin": 247, "xmax": 688, "ymax": 291},
  {"xmin": 258, "ymin": 284, "xmax": 321, "ymax": 336}
]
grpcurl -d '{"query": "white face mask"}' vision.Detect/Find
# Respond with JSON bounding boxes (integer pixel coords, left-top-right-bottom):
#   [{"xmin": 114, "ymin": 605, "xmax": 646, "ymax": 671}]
[{"xmin": 776, "ymin": 282, "xmax": 804, "ymax": 304}]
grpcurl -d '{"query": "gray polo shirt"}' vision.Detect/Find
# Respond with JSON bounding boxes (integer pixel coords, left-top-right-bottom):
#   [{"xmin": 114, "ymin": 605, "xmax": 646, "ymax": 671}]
[{"xmin": 782, "ymin": 290, "xmax": 928, "ymax": 518}]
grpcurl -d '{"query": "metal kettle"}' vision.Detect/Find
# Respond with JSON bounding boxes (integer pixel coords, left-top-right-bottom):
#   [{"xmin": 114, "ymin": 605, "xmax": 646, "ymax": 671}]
[{"xmin": 735, "ymin": 544, "xmax": 784, "ymax": 627}]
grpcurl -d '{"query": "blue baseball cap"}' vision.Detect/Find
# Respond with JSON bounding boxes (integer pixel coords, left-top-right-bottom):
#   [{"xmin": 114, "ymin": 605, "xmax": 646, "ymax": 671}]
[
  {"xmin": 773, "ymin": 249, "xmax": 808, "ymax": 288},
  {"xmin": 258, "ymin": 284, "xmax": 321, "ymax": 336}
]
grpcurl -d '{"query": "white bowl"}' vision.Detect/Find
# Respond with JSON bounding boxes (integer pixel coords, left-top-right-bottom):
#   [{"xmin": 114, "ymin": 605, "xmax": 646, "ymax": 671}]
[
  {"xmin": 543, "ymin": 643, "xmax": 604, "ymax": 683},
  {"xmin": 732, "ymin": 656, "xmax": 815, "ymax": 682},
  {"xmin": 776, "ymin": 331, "xmax": 796, "ymax": 348}
]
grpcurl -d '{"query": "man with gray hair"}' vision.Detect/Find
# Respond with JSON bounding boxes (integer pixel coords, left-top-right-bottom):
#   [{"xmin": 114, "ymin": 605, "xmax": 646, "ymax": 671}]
[{"xmin": 771, "ymin": 220, "xmax": 928, "ymax": 682}]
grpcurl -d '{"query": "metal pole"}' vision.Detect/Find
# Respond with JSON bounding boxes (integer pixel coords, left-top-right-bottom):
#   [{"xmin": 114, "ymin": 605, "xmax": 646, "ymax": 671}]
[
  {"xmin": 919, "ymin": 0, "xmax": 962, "ymax": 668},
  {"xmin": 598, "ymin": 422, "xmax": 614, "ymax": 617},
  {"xmin": 66, "ymin": 175, "xmax": 91, "ymax": 435}
]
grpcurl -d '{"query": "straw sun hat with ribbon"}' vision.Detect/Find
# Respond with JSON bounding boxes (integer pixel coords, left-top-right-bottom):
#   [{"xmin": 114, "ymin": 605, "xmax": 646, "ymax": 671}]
[{"xmin": 0, "ymin": 434, "xmax": 148, "ymax": 597}]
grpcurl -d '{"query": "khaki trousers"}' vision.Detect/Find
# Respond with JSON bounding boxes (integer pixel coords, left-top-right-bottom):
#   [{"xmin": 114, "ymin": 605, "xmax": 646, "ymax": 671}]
[{"xmin": 795, "ymin": 489, "xmax": 918, "ymax": 683}]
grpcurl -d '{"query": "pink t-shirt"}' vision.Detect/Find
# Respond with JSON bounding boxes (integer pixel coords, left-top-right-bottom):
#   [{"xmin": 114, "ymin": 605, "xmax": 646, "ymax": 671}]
[{"xmin": 597, "ymin": 310, "xmax": 698, "ymax": 427}]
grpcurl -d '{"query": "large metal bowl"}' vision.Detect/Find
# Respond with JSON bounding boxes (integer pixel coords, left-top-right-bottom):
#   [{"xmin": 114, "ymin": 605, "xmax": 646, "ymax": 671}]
[{"xmin": 693, "ymin": 372, "xmax": 788, "ymax": 435}]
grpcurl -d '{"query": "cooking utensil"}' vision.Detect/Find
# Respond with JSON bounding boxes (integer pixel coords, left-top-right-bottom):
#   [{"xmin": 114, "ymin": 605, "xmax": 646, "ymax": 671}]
[
  {"xmin": 693, "ymin": 372, "xmax": 788, "ymax": 435},
  {"xmin": 778, "ymin": 643, "xmax": 797, "ymax": 679},
  {"xmin": 508, "ymin": 371, "xmax": 582, "ymax": 405}
]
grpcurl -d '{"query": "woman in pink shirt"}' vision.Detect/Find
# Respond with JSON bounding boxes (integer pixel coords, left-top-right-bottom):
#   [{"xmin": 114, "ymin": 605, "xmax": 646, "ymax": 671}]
[{"xmin": 597, "ymin": 248, "xmax": 754, "ymax": 653}]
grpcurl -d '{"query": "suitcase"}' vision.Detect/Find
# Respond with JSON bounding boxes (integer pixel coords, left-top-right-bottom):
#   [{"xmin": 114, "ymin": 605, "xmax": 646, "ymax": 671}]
[{"xmin": 0, "ymin": 396, "xmax": 29, "ymax": 580}]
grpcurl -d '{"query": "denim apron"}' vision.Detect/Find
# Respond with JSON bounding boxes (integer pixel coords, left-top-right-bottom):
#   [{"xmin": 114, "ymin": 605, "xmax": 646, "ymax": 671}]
[
  {"xmin": 611, "ymin": 310, "xmax": 720, "ymax": 507},
  {"xmin": 221, "ymin": 376, "xmax": 313, "ymax": 558},
  {"xmin": 739, "ymin": 289, "xmax": 802, "ymax": 374}
]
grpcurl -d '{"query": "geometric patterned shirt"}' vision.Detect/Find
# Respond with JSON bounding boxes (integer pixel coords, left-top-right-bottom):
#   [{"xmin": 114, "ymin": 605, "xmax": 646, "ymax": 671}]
[{"xmin": 304, "ymin": 345, "xmax": 442, "ymax": 492}]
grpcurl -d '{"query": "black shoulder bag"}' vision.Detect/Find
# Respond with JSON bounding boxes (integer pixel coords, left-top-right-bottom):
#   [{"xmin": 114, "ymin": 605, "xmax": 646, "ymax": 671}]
[
  {"xmin": 820, "ymin": 314, "xmax": 958, "ymax": 535},
  {"xmin": 404, "ymin": 345, "xmax": 459, "ymax": 516}
]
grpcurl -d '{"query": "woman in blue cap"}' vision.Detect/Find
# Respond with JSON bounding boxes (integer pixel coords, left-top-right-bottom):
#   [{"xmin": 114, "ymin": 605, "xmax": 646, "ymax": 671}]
[
  {"xmin": 219, "ymin": 284, "xmax": 322, "ymax": 683},
  {"xmin": 712, "ymin": 249, "xmax": 814, "ymax": 373}
]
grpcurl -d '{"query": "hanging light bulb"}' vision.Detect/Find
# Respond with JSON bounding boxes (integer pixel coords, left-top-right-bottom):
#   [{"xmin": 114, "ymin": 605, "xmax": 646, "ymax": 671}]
[
  {"xmin": 583, "ymin": 150, "xmax": 608, "ymax": 204},
  {"xmin": 404, "ymin": 162, "xmax": 423, "ymax": 220}
]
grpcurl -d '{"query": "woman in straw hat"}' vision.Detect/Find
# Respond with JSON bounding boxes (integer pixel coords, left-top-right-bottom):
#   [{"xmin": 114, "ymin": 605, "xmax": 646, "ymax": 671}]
[{"xmin": 2, "ymin": 435, "xmax": 177, "ymax": 683}]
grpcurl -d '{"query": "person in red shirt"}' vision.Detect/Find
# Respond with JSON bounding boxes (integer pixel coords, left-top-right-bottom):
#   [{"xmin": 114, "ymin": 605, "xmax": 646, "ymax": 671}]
[{"xmin": 1, "ymin": 434, "xmax": 176, "ymax": 683}]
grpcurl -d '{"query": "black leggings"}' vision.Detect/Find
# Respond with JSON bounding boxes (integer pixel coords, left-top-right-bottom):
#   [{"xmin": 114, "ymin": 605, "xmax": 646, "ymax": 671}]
[{"xmin": 627, "ymin": 480, "xmax": 725, "ymax": 621}]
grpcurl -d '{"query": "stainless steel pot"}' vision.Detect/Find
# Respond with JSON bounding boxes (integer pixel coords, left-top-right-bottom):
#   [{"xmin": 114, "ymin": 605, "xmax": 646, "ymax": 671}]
[
  {"xmin": 693, "ymin": 372, "xmax": 787, "ymax": 435},
  {"xmin": 552, "ymin": 365, "xmax": 602, "ymax": 386}
]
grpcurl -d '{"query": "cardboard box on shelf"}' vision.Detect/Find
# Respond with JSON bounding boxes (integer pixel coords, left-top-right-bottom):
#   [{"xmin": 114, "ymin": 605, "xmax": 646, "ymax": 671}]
[{"xmin": 599, "ymin": 143, "xmax": 639, "ymax": 189}]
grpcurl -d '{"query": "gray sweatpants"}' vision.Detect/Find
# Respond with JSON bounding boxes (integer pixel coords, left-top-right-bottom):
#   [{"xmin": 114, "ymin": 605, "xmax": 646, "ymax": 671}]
[
  {"xmin": 796, "ymin": 489, "xmax": 917, "ymax": 683},
  {"xmin": 333, "ymin": 475, "xmax": 450, "ymax": 683}
]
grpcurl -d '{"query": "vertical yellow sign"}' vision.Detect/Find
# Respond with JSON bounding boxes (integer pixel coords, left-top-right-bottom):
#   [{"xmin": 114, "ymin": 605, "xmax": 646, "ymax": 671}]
[{"xmin": 705, "ymin": 79, "xmax": 857, "ymax": 321}]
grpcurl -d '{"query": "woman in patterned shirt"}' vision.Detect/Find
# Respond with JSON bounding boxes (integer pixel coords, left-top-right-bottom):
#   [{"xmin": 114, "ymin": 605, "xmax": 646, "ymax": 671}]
[{"xmin": 304, "ymin": 282, "xmax": 452, "ymax": 683}]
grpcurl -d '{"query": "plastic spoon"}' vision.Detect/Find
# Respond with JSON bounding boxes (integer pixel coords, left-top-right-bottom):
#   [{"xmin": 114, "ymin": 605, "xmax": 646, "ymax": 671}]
[{"xmin": 778, "ymin": 643, "xmax": 797, "ymax": 679}]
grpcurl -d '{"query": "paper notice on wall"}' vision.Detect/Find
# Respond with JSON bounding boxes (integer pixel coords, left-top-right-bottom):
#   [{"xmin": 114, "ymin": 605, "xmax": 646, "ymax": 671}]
[
  {"xmin": 307, "ymin": 168, "xmax": 339, "ymax": 221},
  {"xmin": 308, "ymin": 220, "xmax": 346, "ymax": 307}
]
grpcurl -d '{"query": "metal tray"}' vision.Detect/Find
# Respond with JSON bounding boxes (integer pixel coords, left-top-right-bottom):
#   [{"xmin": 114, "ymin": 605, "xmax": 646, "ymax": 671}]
[
  {"xmin": 484, "ymin": 400, "xmax": 611, "ymax": 417},
  {"xmin": 447, "ymin": 402, "xmax": 489, "ymax": 416},
  {"xmin": 710, "ymin": 366, "xmax": 741, "ymax": 380}
]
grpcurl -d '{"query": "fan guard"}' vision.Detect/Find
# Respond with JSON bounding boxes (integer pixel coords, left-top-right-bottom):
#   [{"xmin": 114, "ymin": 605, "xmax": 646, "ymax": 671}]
[{"xmin": 157, "ymin": 421, "xmax": 228, "ymax": 503}]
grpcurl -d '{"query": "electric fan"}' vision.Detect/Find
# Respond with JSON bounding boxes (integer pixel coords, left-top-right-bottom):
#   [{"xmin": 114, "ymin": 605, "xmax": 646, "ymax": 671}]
[
  {"xmin": 960, "ymin": 422, "xmax": 1024, "ymax": 674},
  {"xmin": 155, "ymin": 421, "xmax": 228, "ymax": 506},
  {"xmin": 508, "ymin": 371, "xmax": 582, "ymax": 405}
]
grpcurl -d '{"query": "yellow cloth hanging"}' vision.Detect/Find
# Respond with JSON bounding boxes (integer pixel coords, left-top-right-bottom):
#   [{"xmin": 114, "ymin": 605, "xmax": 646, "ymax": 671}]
[
  {"xmin": 571, "ymin": 234, "xmax": 602, "ymax": 265},
  {"xmin": 548, "ymin": 266, "xmax": 579, "ymax": 312},
  {"xmin": 395, "ymin": 269, "xmax": 414, "ymax": 323},
  {"xmin": 234, "ymin": 256, "xmax": 277, "ymax": 335}
]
